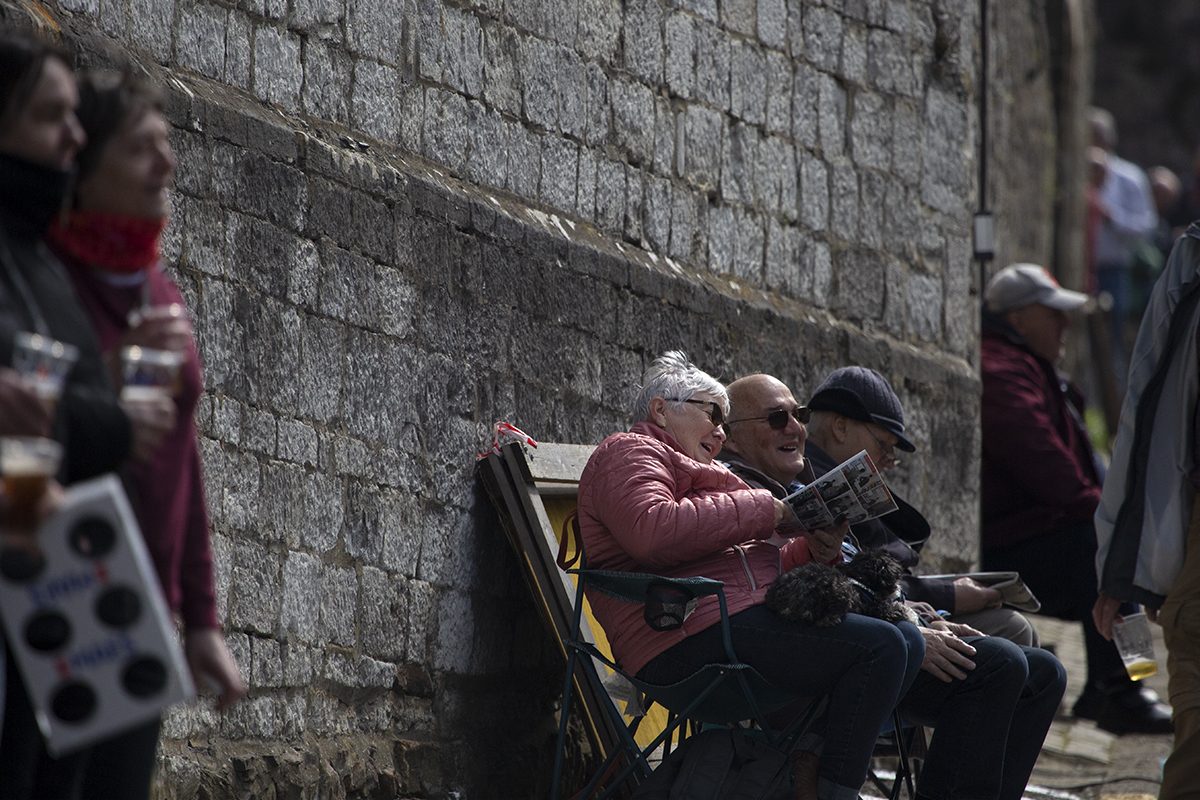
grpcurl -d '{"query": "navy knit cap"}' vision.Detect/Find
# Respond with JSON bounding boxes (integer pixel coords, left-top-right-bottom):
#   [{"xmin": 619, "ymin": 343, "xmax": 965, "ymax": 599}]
[{"xmin": 808, "ymin": 367, "xmax": 916, "ymax": 452}]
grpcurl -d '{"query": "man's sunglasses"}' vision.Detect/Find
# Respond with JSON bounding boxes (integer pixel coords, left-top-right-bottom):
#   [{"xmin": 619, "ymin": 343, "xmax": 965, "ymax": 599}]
[
  {"xmin": 668, "ymin": 398, "xmax": 725, "ymax": 426},
  {"xmin": 725, "ymin": 406, "xmax": 811, "ymax": 430}
]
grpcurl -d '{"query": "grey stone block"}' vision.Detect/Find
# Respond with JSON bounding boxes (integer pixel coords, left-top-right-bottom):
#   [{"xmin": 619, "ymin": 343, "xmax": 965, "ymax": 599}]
[
  {"xmin": 180, "ymin": 198, "xmax": 226, "ymax": 277},
  {"xmin": 765, "ymin": 218, "xmax": 801, "ymax": 294},
  {"xmin": 221, "ymin": 150, "xmax": 307, "ymax": 232},
  {"xmin": 653, "ymin": 96, "xmax": 676, "ymax": 177},
  {"xmin": 350, "ymin": 58, "xmax": 403, "ymax": 144},
  {"xmin": 664, "ymin": 12, "xmax": 695, "ymax": 98},
  {"xmin": 759, "ymin": 135, "xmax": 797, "ymax": 219},
  {"xmin": 520, "ymin": 35, "xmax": 559, "ymax": 130},
  {"xmin": 231, "ymin": 538, "xmax": 280, "ymax": 635},
  {"xmin": 578, "ymin": 0, "xmax": 621, "ymax": 63},
  {"xmin": 558, "ymin": 49, "xmax": 588, "ymax": 140},
  {"xmin": 240, "ymin": 295, "xmax": 302, "ymax": 412},
  {"xmin": 765, "ymin": 50, "xmax": 792, "ymax": 136},
  {"xmin": 176, "ymin": 1, "xmax": 226, "ymax": 80},
  {"xmin": 360, "ymin": 567, "xmax": 408, "ymax": 661},
  {"xmin": 424, "ymin": 89, "xmax": 470, "ymax": 174},
  {"xmin": 433, "ymin": 589, "xmax": 476, "ymax": 674},
  {"xmin": 891, "ymin": 98, "xmax": 922, "ymax": 185},
  {"xmin": 298, "ymin": 315, "xmax": 344, "ymax": 424},
  {"xmin": 735, "ymin": 208, "xmax": 765, "ymax": 282},
  {"xmin": 321, "ymin": 566, "xmax": 358, "ymax": 648},
  {"xmin": 921, "ymin": 85, "xmax": 969, "ymax": 216},
  {"xmin": 241, "ymin": 406, "xmax": 278, "ymax": 456},
  {"xmin": 677, "ymin": 0, "xmax": 718, "ymax": 23},
  {"xmin": 909, "ymin": 271, "xmax": 944, "ymax": 342},
  {"xmin": 708, "ymin": 202, "xmax": 736, "ymax": 274},
  {"xmin": 721, "ymin": 0, "xmax": 756, "ymax": 36},
  {"xmin": 805, "ymin": 5, "xmax": 843, "ymax": 73},
  {"xmin": 292, "ymin": 0, "xmax": 343, "ymax": 36},
  {"xmin": 694, "ymin": 22, "xmax": 731, "ymax": 110},
  {"xmin": 841, "ymin": 21, "xmax": 867, "ymax": 84},
  {"xmin": 584, "ymin": 62, "xmax": 611, "ymax": 146},
  {"xmin": 482, "ymin": 23, "xmax": 522, "ymax": 116},
  {"xmin": 682, "ymin": 104, "xmax": 722, "ymax": 190},
  {"xmin": 730, "ymin": 41, "xmax": 767, "ymax": 127},
  {"xmin": 830, "ymin": 159, "xmax": 859, "ymax": 241},
  {"xmin": 835, "ymin": 247, "xmax": 885, "ymax": 319},
  {"xmin": 944, "ymin": 232, "xmax": 975, "ymax": 357},
  {"xmin": 251, "ymin": 637, "xmax": 284, "ymax": 688},
  {"xmin": 445, "ymin": 7, "xmax": 485, "ymax": 98},
  {"xmin": 277, "ymin": 418, "xmax": 319, "ymax": 466},
  {"xmin": 859, "ymin": 170, "xmax": 886, "ymax": 249},
  {"xmin": 818, "ymin": 73, "xmax": 846, "ymax": 157},
  {"xmin": 670, "ymin": 184, "xmax": 699, "ymax": 261},
  {"xmin": 228, "ymin": 212, "xmax": 310, "ymax": 300},
  {"xmin": 576, "ymin": 146, "xmax": 598, "ymax": 219},
  {"xmin": 540, "ymin": 136, "xmax": 578, "ymax": 212},
  {"xmin": 624, "ymin": 0, "xmax": 664, "ymax": 83},
  {"xmin": 130, "ymin": 0, "xmax": 173, "ymax": 62},
  {"xmin": 644, "ymin": 174, "xmax": 672, "ymax": 254},
  {"xmin": 595, "ymin": 157, "xmax": 626, "ymax": 232},
  {"xmin": 722, "ymin": 121, "xmax": 758, "ymax": 206},
  {"xmin": 806, "ymin": 149, "xmax": 835, "ymax": 231},
  {"xmin": 348, "ymin": 0, "xmax": 404, "ymax": 61},
  {"xmin": 792, "ymin": 62, "xmax": 819, "ymax": 148},
  {"xmin": 219, "ymin": 448, "xmax": 261, "ymax": 532},
  {"xmin": 253, "ymin": 25, "xmax": 303, "ymax": 113},
  {"xmin": 809, "ymin": 239, "xmax": 832, "ymax": 307},
  {"xmin": 850, "ymin": 90, "xmax": 891, "ymax": 171},
  {"xmin": 282, "ymin": 641, "xmax": 318, "ymax": 686},
  {"xmin": 758, "ymin": 0, "xmax": 787, "ymax": 49},
  {"xmin": 610, "ymin": 78, "xmax": 655, "ymax": 166},
  {"xmin": 302, "ymin": 40, "xmax": 351, "ymax": 123}
]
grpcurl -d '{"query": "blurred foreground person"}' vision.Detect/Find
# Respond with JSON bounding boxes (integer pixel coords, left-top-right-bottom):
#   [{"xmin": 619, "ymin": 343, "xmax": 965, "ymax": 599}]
[{"xmin": 47, "ymin": 71, "xmax": 246, "ymax": 800}]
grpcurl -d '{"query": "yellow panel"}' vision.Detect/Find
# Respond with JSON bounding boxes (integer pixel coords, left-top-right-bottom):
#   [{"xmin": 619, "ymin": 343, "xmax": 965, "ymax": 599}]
[{"xmin": 543, "ymin": 496, "xmax": 671, "ymax": 748}]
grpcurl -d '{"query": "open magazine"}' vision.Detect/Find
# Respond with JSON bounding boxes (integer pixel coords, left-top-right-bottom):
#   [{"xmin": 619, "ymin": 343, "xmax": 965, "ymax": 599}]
[
  {"xmin": 920, "ymin": 572, "xmax": 1042, "ymax": 613},
  {"xmin": 784, "ymin": 450, "xmax": 898, "ymax": 529}
]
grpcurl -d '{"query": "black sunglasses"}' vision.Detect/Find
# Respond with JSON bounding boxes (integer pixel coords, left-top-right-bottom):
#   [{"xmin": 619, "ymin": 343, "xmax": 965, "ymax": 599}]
[
  {"xmin": 725, "ymin": 406, "xmax": 811, "ymax": 430},
  {"xmin": 668, "ymin": 398, "xmax": 725, "ymax": 427}
]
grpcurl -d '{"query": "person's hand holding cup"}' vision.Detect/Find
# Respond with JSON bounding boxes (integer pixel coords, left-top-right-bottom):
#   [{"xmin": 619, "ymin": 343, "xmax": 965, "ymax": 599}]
[
  {"xmin": 11, "ymin": 332, "xmax": 79, "ymax": 417},
  {"xmin": 119, "ymin": 346, "xmax": 181, "ymax": 462},
  {"xmin": 124, "ymin": 304, "xmax": 192, "ymax": 355}
]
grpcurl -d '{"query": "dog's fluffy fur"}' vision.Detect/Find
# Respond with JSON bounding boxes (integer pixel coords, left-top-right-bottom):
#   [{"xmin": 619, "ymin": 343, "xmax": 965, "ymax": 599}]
[{"xmin": 764, "ymin": 550, "xmax": 920, "ymax": 627}]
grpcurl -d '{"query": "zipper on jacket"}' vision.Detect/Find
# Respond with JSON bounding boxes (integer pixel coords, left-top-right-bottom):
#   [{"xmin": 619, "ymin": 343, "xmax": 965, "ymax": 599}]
[{"xmin": 734, "ymin": 545, "xmax": 757, "ymax": 590}]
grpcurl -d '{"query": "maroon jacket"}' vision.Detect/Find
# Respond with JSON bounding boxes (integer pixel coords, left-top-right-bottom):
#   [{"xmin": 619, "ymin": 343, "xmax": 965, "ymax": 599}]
[
  {"xmin": 980, "ymin": 312, "xmax": 1102, "ymax": 548},
  {"xmin": 60, "ymin": 256, "xmax": 220, "ymax": 631}
]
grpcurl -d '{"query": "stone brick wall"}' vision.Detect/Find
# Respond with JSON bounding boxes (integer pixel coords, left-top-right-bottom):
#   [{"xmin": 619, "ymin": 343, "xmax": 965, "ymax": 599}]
[{"xmin": 11, "ymin": 0, "xmax": 1033, "ymax": 796}]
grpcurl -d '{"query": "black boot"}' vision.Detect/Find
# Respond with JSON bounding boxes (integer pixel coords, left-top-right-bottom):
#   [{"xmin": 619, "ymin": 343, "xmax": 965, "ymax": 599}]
[{"xmin": 1094, "ymin": 678, "xmax": 1173, "ymax": 735}]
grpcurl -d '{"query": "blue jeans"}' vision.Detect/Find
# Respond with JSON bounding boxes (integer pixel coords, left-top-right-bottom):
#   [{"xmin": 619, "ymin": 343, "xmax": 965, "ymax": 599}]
[
  {"xmin": 638, "ymin": 607, "xmax": 924, "ymax": 800},
  {"xmin": 900, "ymin": 638, "xmax": 1066, "ymax": 800}
]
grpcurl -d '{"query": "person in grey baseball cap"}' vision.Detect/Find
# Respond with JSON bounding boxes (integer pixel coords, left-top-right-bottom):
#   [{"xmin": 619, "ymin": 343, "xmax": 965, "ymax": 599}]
[{"xmin": 980, "ymin": 264, "xmax": 1173, "ymax": 734}]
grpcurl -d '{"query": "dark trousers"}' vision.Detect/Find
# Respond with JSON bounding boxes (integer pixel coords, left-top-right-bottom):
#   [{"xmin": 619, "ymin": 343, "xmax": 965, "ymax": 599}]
[
  {"xmin": 639, "ymin": 607, "xmax": 924, "ymax": 800},
  {"xmin": 900, "ymin": 638, "xmax": 1066, "ymax": 800},
  {"xmin": 0, "ymin": 642, "xmax": 90, "ymax": 800},
  {"xmin": 81, "ymin": 717, "xmax": 162, "ymax": 800},
  {"xmin": 983, "ymin": 520, "xmax": 1131, "ymax": 689}
]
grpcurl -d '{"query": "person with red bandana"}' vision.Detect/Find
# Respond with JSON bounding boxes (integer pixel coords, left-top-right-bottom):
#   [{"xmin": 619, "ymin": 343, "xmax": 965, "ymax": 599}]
[{"xmin": 46, "ymin": 71, "xmax": 246, "ymax": 800}]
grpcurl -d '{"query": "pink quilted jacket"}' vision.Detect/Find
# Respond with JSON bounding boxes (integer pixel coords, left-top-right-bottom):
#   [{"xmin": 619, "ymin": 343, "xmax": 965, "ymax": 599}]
[{"xmin": 577, "ymin": 421, "xmax": 813, "ymax": 675}]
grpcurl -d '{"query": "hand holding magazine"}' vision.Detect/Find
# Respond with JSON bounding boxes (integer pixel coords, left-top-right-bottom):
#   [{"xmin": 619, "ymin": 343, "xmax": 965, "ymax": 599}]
[{"xmin": 783, "ymin": 450, "xmax": 898, "ymax": 530}]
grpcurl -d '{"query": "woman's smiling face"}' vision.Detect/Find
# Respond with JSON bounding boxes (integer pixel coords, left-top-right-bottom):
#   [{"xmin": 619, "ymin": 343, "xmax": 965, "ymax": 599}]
[{"xmin": 658, "ymin": 392, "xmax": 726, "ymax": 464}]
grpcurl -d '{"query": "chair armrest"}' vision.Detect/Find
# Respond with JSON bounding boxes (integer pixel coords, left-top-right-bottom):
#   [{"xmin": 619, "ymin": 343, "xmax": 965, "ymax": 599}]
[{"xmin": 569, "ymin": 569, "xmax": 725, "ymax": 604}]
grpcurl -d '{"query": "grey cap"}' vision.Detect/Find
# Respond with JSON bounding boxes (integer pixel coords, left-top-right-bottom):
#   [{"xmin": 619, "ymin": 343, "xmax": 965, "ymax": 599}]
[
  {"xmin": 984, "ymin": 263, "xmax": 1089, "ymax": 314},
  {"xmin": 808, "ymin": 367, "xmax": 916, "ymax": 453}
]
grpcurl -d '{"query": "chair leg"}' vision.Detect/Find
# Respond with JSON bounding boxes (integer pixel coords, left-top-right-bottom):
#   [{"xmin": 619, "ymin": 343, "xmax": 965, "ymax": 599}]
[
  {"xmin": 551, "ymin": 650, "xmax": 581, "ymax": 800},
  {"xmin": 890, "ymin": 710, "xmax": 914, "ymax": 800}
]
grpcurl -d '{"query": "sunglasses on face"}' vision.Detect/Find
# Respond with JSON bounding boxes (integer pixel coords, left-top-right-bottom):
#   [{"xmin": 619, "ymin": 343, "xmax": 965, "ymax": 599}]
[
  {"xmin": 669, "ymin": 398, "xmax": 725, "ymax": 427},
  {"xmin": 726, "ymin": 406, "xmax": 812, "ymax": 430}
]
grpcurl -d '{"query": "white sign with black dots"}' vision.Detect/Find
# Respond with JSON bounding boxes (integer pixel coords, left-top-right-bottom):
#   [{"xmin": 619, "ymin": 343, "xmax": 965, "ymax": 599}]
[{"xmin": 0, "ymin": 474, "xmax": 195, "ymax": 756}]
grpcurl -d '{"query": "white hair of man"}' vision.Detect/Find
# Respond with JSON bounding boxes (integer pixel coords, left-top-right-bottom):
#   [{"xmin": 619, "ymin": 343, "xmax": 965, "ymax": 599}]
[{"xmin": 632, "ymin": 350, "xmax": 729, "ymax": 422}]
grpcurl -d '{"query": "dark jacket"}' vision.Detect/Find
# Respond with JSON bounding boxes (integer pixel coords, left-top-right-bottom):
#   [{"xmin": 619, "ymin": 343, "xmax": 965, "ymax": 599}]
[
  {"xmin": 784, "ymin": 443, "xmax": 955, "ymax": 612},
  {"xmin": 980, "ymin": 310, "xmax": 1102, "ymax": 549},
  {"xmin": 0, "ymin": 152, "xmax": 130, "ymax": 481}
]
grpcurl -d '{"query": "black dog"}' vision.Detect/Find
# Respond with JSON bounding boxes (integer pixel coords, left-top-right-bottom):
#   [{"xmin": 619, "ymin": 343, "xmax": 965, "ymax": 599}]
[{"xmin": 764, "ymin": 549, "xmax": 919, "ymax": 627}]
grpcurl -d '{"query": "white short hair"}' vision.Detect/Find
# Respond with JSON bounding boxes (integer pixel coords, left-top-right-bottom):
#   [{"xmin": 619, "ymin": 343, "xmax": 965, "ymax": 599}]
[{"xmin": 632, "ymin": 351, "xmax": 728, "ymax": 421}]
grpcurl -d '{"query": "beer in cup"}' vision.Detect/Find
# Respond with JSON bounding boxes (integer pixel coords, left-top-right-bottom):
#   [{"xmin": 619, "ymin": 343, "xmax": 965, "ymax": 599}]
[
  {"xmin": 0, "ymin": 436, "xmax": 62, "ymax": 529},
  {"xmin": 119, "ymin": 346, "xmax": 183, "ymax": 400},
  {"xmin": 1112, "ymin": 611, "xmax": 1158, "ymax": 681},
  {"xmin": 12, "ymin": 332, "xmax": 80, "ymax": 413}
]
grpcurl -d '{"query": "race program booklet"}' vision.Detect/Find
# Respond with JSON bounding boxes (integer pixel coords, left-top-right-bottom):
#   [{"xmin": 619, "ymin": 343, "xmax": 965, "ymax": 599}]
[{"xmin": 783, "ymin": 450, "xmax": 898, "ymax": 530}]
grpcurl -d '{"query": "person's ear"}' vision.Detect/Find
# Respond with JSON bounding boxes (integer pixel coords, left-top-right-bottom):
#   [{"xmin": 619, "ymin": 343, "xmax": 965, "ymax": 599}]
[
  {"xmin": 647, "ymin": 397, "xmax": 669, "ymax": 428},
  {"xmin": 831, "ymin": 414, "xmax": 850, "ymax": 444}
]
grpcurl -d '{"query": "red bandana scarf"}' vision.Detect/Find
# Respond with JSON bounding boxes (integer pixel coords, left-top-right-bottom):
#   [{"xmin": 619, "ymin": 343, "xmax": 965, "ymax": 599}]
[{"xmin": 47, "ymin": 210, "xmax": 167, "ymax": 273}]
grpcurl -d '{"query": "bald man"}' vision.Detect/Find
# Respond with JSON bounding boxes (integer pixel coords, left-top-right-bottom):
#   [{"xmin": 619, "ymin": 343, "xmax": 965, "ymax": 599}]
[{"xmin": 720, "ymin": 372, "xmax": 1036, "ymax": 645}]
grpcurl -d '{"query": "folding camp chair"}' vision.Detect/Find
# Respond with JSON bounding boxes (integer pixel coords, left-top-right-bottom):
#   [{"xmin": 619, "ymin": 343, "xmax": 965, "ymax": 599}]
[{"xmin": 550, "ymin": 516, "xmax": 826, "ymax": 800}]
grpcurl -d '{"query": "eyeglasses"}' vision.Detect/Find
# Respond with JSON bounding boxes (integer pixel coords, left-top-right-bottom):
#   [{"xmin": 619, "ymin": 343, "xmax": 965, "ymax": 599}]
[
  {"xmin": 725, "ymin": 406, "xmax": 811, "ymax": 430},
  {"xmin": 667, "ymin": 398, "xmax": 725, "ymax": 426},
  {"xmin": 859, "ymin": 421, "xmax": 898, "ymax": 463}
]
